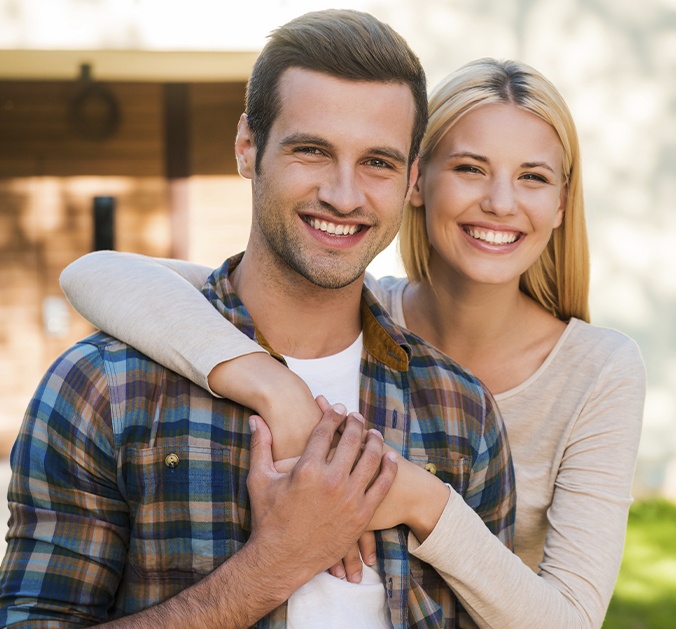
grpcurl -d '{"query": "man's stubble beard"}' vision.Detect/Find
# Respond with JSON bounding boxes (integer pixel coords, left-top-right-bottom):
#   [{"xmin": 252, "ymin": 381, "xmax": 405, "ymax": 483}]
[{"xmin": 252, "ymin": 175, "xmax": 401, "ymax": 290}]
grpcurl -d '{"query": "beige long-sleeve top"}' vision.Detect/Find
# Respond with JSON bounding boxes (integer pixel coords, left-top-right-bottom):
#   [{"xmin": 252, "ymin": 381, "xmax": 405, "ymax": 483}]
[{"xmin": 60, "ymin": 252, "xmax": 646, "ymax": 629}]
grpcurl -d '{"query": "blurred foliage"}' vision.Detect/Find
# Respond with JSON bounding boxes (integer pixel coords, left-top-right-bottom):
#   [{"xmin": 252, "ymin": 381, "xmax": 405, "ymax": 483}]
[{"xmin": 603, "ymin": 499, "xmax": 676, "ymax": 628}]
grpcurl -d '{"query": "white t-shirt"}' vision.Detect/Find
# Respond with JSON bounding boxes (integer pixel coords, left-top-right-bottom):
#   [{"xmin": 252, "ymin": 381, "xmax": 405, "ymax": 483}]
[{"xmin": 284, "ymin": 333, "xmax": 392, "ymax": 629}]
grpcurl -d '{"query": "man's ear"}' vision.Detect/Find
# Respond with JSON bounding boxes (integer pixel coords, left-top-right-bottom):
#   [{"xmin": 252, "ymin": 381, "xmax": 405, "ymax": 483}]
[
  {"xmin": 235, "ymin": 114, "xmax": 256, "ymax": 179},
  {"xmin": 404, "ymin": 157, "xmax": 420, "ymax": 205},
  {"xmin": 409, "ymin": 167, "xmax": 425, "ymax": 207}
]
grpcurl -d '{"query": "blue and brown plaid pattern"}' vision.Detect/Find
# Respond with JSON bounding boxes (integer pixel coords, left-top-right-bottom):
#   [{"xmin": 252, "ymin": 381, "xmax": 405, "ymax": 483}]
[{"xmin": 0, "ymin": 253, "xmax": 514, "ymax": 627}]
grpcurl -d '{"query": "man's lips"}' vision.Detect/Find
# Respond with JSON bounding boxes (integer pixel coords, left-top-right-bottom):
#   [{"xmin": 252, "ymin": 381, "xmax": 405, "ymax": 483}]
[
  {"xmin": 463, "ymin": 226, "xmax": 523, "ymax": 245},
  {"xmin": 302, "ymin": 215, "xmax": 365, "ymax": 236}
]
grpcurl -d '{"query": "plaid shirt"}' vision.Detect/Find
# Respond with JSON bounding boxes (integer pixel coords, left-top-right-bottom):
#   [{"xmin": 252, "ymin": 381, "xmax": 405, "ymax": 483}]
[{"xmin": 0, "ymin": 253, "xmax": 515, "ymax": 628}]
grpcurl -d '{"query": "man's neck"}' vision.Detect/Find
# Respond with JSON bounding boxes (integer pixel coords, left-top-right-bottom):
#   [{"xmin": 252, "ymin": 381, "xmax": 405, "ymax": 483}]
[{"xmin": 230, "ymin": 249, "xmax": 363, "ymax": 359}]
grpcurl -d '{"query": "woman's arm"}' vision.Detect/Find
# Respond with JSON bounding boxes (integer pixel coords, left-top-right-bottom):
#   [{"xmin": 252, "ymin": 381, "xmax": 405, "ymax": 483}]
[
  {"xmin": 60, "ymin": 251, "xmax": 321, "ymax": 459},
  {"xmin": 408, "ymin": 339, "xmax": 646, "ymax": 629}
]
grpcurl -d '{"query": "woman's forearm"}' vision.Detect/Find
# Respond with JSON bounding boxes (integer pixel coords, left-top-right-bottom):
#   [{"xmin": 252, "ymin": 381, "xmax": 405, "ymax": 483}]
[{"xmin": 60, "ymin": 251, "xmax": 267, "ymax": 393}]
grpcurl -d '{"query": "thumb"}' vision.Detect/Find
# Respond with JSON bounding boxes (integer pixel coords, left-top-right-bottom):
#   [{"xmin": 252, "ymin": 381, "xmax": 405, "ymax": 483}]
[{"xmin": 249, "ymin": 415, "xmax": 275, "ymax": 473}]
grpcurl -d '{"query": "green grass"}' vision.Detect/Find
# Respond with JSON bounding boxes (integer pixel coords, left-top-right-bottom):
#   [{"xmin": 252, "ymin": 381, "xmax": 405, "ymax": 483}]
[{"xmin": 603, "ymin": 499, "xmax": 676, "ymax": 628}]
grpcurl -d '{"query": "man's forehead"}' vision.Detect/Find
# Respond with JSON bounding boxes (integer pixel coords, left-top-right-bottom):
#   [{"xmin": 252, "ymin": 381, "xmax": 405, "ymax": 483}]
[{"xmin": 272, "ymin": 67, "xmax": 416, "ymax": 152}]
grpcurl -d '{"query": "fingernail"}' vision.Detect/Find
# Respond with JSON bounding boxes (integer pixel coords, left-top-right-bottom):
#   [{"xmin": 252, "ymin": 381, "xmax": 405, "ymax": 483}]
[
  {"xmin": 386, "ymin": 451, "xmax": 397, "ymax": 462},
  {"xmin": 367, "ymin": 553, "xmax": 377, "ymax": 566},
  {"xmin": 248, "ymin": 417, "xmax": 257, "ymax": 433},
  {"xmin": 335, "ymin": 566, "xmax": 346, "ymax": 579},
  {"xmin": 350, "ymin": 412, "xmax": 365, "ymax": 424},
  {"xmin": 351, "ymin": 570, "xmax": 362, "ymax": 583},
  {"xmin": 368, "ymin": 428, "xmax": 383, "ymax": 439},
  {"xmin": 332, "ymin": 403, "xmax": 347, "ymax": 415}
]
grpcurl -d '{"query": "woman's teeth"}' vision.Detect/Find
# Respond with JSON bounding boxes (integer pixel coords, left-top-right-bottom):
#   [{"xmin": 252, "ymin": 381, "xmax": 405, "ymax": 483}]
[
  {"xmin": 305, "ymin": 217, "xmax": 362, "ymax": 236},
  {"xmin": 466, "ymin": 228, "xmax": 519, "ymax": 245}
]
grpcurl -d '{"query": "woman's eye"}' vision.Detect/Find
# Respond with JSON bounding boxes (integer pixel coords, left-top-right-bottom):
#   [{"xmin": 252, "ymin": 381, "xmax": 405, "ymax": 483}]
[
  {"xmin": 521, "ymin": 173, "xmax": 549, "ymax": 183},
  {"xmin": 455, "ymin": 164, "xmax": 482, "ymax": 174}
]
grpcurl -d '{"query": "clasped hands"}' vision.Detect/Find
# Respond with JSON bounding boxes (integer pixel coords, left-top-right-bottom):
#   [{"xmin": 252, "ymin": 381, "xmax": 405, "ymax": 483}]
[{"xmin": 246, "ymin": 395, "xmax": 449, "ymax": 587}]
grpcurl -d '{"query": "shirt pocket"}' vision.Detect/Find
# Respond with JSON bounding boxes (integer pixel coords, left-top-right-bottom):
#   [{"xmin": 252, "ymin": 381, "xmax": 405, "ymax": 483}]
[
  {"xmin": 124, "ymin": 445, "xmax": 243, "ymax": 580},
  {"xmin": 407, "ymin": 455, "xmax": 471, "ymax": 591},
  {"xmin": 408, "ymin": 454, "xmax": 471, "ymax": 496}
]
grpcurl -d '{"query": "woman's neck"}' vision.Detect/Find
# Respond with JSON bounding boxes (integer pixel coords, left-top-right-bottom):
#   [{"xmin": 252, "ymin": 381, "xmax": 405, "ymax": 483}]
[{"xmin": 403, "ymin": 270, "xmax": 566, "ymax": 394}]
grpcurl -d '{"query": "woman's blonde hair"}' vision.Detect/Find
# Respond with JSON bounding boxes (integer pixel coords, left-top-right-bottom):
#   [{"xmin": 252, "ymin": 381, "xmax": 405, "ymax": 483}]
[{"xmin": 400, "ymin": 58, "xmax": 590, "ymax": 322}]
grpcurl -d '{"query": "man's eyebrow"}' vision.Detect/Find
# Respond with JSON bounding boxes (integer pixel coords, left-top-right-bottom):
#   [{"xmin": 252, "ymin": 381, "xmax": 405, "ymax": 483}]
[
  {"xmin": 370, "ymin": 147, "xmax": 408, "ymax": 166},
  {"xmin": 280, "ymin": 133, "xmax": 407, "ymax": 165},
  {"xmin": 279, "ymin": 134, "xmax": 333, "ymax": 149}
]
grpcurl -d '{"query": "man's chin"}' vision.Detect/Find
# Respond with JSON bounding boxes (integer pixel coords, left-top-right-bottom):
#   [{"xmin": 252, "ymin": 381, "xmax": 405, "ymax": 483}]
[{"xmin": 295, "ymin": 266, "xmax": 366, "ymax": 291}]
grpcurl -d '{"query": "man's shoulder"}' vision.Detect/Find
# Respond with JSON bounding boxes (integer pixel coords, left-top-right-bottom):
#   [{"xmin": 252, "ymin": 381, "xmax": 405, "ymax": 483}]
[
  {"xmin": 400, "ymin": 326, "xmax": 487, "ymax": 396},
  {"xmin": 43, "ymin": 332, "xmax": 192, "ymax": 403},
  {"xmin": 73, "ymin": 331, "xmax": 176, "ymax": 373}
]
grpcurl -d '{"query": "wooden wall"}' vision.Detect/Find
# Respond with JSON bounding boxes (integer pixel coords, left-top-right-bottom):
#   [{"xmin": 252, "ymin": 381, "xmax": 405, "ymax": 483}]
[{"xmin": 0, "ymin": 79, "xmax": 248, "ymax": 455}]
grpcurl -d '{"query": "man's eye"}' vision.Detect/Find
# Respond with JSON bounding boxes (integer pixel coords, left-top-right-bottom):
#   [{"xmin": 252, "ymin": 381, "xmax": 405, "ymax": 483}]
[
  {"xmin": 295, "ymin": 147, "xmax": 324, "ymax": 156},
  {"xmin": 366, "ymin": 158, "xmax": 392, "ymax": 169}
]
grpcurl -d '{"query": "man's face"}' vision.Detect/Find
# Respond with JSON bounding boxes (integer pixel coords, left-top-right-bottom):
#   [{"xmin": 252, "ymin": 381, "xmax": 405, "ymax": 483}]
[{"xmin": 237, "ymin": 68, "xmax": 418, "ymax": 289}]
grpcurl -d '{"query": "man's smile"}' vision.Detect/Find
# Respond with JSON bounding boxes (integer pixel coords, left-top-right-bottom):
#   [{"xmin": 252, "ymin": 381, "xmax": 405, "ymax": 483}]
[{"xmin": 303, "ymin": 216, "xmax": 365, "ymax": 237}]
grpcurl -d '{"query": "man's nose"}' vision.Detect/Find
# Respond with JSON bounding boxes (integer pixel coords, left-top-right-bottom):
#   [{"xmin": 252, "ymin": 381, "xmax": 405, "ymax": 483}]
[{"xmin": 317, "ymin": 166, "xmax": 366, "ymax": 214}]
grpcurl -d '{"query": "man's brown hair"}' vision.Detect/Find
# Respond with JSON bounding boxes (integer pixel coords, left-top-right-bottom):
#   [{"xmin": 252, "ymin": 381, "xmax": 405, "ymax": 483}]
[{"xmin": 245, "ymin": 9, "xmax": 428, "ymax": 171}]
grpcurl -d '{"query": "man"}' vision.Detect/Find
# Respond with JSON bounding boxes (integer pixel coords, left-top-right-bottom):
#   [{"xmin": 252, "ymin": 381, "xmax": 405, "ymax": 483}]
[{"xmin": 0, "ymin": 10, "xmax": 514, "ymax": 628}]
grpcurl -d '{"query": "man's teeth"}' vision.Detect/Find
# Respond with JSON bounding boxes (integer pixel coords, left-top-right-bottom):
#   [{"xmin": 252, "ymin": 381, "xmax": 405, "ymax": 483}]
[
  {"xmin": 466, "ymin": 228, "xmax": 518, "ymax": 245},
  {"xmin": 306, "ymin": 217, "xmax": 361, "ymax": 236}
]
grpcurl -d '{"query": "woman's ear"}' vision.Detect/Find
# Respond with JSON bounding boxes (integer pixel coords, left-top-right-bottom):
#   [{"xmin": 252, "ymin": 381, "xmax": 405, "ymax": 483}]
[{"xmin": 553, "ymin": 184, "xmax": 567, "ymax": 229}]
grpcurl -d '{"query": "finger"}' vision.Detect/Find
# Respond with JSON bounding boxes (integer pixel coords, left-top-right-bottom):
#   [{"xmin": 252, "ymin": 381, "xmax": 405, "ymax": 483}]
[
  {"xmin": 329, "ymin": 413, "xmax": 367, "ymax": 470},
  {"xmin": 358, "ymin": 531, "xmax": 377, "ymax": 567},
  {"xmin": 347, "ymin": 427, "xmax": 385, "ymax": 486},
  {"xmin": 247, "ymin": 416, "xmax": 278, "ymax": 492},
  {"xmin": 341, "ymin": 543, "xmax": 364, "ymax": 584},
  {"xmin": 273, "ymin": 455, "xmax": 300, "ymax": 473},
  {"xmin": 316, "ymin": 396, "xmax": 348, "ymax": 442},
  {"xmin": 316, "ymin": 395, "xmax": 331, "ymax": 413},
  {"xmin": 363, "ymin": 449, "xmax": 398, "ymax": 510},
  {"xmin": 327, "ymin": 560, "xmax": 346, "ymax": 580},
  {"xmin": 300, "ymin": 403, "xmax": 347, "ymax": 463}
]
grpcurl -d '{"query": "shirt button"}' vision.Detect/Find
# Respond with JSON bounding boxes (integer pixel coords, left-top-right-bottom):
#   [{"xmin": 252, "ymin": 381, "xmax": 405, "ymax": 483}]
[
  {"xmin": 164, "ymin": 453, "xmax": 180, "ymax": 468},
  {"xmin": 424, "ymin": 463, "xmax": 437, "ymax": 475}
]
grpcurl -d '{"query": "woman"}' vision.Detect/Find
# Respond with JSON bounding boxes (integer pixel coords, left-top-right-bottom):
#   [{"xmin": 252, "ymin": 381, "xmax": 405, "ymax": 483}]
[{"xmin": 60, "ymin": 58, "xmax": 646, "ymax": 628}]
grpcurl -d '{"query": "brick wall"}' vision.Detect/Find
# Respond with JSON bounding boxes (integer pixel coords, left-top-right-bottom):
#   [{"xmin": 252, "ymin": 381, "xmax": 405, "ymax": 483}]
[{"xmin": 0, "ymin": 80, "xmax": 249, "ymax": 456}]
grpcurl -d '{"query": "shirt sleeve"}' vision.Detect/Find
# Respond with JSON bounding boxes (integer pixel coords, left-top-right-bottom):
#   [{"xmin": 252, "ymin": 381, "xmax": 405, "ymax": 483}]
[
  {"xmin": 0, "ymin": 343, "xmax": 130, "ymax": 626},
  {"xmin": 410, "ymin": 339, "xmax": 646, "ymax": 629},
  {"xmin": 60, "ymin": 251, "xmax": 267, "ymax": 395}
]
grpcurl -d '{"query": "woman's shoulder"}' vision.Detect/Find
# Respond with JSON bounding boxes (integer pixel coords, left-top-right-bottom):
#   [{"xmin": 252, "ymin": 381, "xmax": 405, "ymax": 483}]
[
  {"xmin": 565, "ymin": 318, "xmax": 644, "ymax": 367},
  {"xmin": 364, "ymin": 273, "xmax": 409, "ymax": 321},
  {"xmin": 554, "ymin": 319, "xmax": 647, "ymax": 394}
]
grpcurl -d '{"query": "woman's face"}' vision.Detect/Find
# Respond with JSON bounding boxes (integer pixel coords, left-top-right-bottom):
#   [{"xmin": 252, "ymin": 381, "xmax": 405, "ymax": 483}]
[{"xmin": 412, "ymin": 103, "xmax": 566, "ymax": 288}]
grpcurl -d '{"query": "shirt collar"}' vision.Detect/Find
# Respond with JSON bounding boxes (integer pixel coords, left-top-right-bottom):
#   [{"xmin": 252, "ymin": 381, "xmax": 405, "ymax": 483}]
[{"xmin": 201, "ymin": 253, "xmax": 410, "ymax": 372}]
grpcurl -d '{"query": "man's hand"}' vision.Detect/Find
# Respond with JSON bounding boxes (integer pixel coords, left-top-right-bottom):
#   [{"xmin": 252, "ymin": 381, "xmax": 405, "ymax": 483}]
[{"xmin": 244, "ymin": 403, "xmax": 398, "ymax": 592}]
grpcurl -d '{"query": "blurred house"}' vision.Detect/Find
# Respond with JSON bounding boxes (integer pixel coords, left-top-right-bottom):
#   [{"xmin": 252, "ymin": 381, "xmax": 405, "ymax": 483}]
[{"xmin": 0, "ymin": 46, "xmax": 258, "ymax": 454}]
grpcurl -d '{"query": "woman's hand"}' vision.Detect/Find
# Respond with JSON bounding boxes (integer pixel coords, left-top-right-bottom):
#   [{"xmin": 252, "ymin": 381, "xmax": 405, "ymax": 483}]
[
  {"xmin": 327, "ymin": 532, "xmax": 377, "ymax": 583},
  {"xmin": 366, "ymin": 452, "xmax": 449, "ymax": 542}
]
